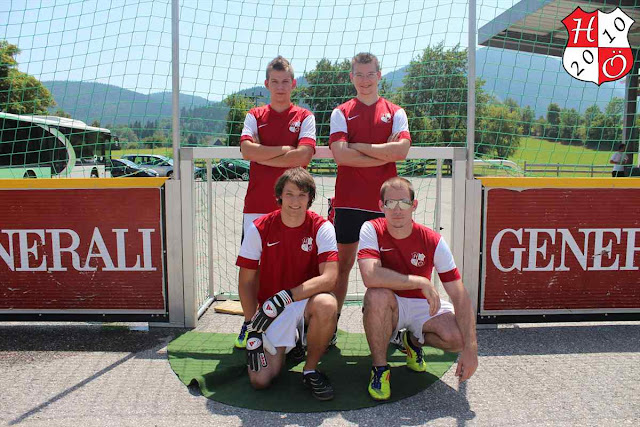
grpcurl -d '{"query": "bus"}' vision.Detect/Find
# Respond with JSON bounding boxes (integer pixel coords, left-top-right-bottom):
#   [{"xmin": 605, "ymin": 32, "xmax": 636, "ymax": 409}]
[{"xmin": 0, "ymin": 112, "xmax": 112, "ymax": 178}]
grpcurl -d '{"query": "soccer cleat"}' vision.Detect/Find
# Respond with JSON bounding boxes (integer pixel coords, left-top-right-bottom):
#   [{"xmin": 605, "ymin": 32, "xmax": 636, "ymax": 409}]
[
  {"xmin": 234, "ymin": 321, "xmax": 250, "ymax": 349},
  {"xmin": 288, "ymin": 336, "xmax": 306, "ymax": 364},
  {"xmin": 390, "ymin": 329, "xmax": 407, "ymax": 354},
  {"xmin": 402, "ymin": 330, "xmax": 427, "ymax": 372},
  {"xmin": 368, "ymin": 366, "xmax": 391, "ymax": 401},
  {"xmin": 303, "ymin": 370, "xmax": 334, "ymax": 401}
]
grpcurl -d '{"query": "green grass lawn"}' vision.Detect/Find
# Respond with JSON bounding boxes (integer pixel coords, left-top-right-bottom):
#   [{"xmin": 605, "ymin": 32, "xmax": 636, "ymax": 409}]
[{"xmin": 511, "ymin": 137, "xmax": 613, "ymax": 166}]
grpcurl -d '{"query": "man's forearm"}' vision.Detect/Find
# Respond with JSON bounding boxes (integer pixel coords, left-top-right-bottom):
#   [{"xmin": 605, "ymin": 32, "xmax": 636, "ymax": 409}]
[
  {"xmin": 350, "ymin": 140, "xmax": 410, "ymax": 162},
  {"xmin": 332, "ymin": 145, "xmax": 388, "ymax": 167},
  {"xmin": 241, "ymin": 141, "xmax": 293, "ymax": 161},
  {"xmin": 257, "ymin": 147, "xmax": 313, "ymax": 167},
  {"xmin": 451, "ymin": 293, "xmax": 477, "ymax": 351},
  {"xmin": 238, "ymin": 271, "xmax": 259, "ymax": 321},
  {"xmin": 362, "ymin": 263, "xmax": 429, "ymax": 291},
  {"xmin": 289, "ymin": 264, "xmax": 338, "ymax": 301}
]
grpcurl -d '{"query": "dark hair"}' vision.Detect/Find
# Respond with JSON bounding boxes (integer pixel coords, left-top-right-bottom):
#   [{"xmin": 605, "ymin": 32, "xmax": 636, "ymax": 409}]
[
  {"xmin": 351, "ymin": 52, "xmax": 380, "ymax": 73},
  {"xmin": 380, "ymin": 177, "xmax": 415, "ymax": 201},
  {"xmin": 275, "ymin": 167, "xmax": 316, "ymax": 208},
  {"xmin": 266, "ymin": 55, "xmax": 294, "ymax": 80}
]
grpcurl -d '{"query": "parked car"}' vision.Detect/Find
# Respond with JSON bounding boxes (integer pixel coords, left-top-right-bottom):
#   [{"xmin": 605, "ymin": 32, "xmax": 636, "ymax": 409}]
[
  {"xmin": 122, "ymin": 154, "xmax": 204, "ymax": 179},
  {"xmin": 108, "ymin": 158, "xmax": 159, "ymax": 178},
  {"xmin": 121, "ymin": 154, "xmax": 174, "ymax": 177},
  {"xmin": 212, "ymin": 159, "xmax": 250, "ymax": 181}
]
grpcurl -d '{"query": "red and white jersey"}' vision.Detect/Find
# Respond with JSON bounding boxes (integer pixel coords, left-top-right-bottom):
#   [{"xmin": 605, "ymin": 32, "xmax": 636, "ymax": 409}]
[
  {"xmin": 236, "ymin": 210, "xmax": 338, "ymax": 304},
  {"xmin": 329, "ymin": 97, "xmax": 411, "ymax": 212},
  {"xmin": 240, "ymin": 104, "xmax": 316, "ymax": 214},
  {"xmin": 357, "ymin": 218, "xmax": 461, "ymax": 299}
]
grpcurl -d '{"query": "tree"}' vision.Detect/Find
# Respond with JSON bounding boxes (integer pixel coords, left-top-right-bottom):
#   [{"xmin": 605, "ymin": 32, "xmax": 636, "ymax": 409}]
[
  {"xmin": 223, "ymin": 94, "xmax": 255, "ymax": 146},
  {"xmin": 545, "ymin": 103, "xmax": 561, "ymax": 140},
  {"xmin": 558, "ymin": 108, "xmax": 582, "ymax": 144},
  {"xmin": 521, "ymin": 106, "xmax": 535, "ymax": 136},
  {"xmin": 293, "ymin": 58, "xmax": 355, "ymax": 145},
  {"xmin": 397, "ymin": 42, "xmax": 491, "ymax": 146},
  {"xmin": 0, "ymin": 40, "xmax": 55, "ymax": 114},
  {"xmin": 475, "ymin": 102, "xmax": 522, "ymax": 158},
  {"xmin": 52, "ymin": 108, "xmax": 72, "ymax": 118}
]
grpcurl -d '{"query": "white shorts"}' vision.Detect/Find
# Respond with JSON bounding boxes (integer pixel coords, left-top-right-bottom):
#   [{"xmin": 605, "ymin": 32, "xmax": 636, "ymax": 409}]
[
  {"xmin": 243, "ymin": 213, "xmax": 265, "ymax": 240},
  {"xmin": 262, "ymin": 299, "xmax": 308, "ymax": 355},
  {"xmin": 392, "ymin": 295, "xmax": 454, "ymax": 345}
]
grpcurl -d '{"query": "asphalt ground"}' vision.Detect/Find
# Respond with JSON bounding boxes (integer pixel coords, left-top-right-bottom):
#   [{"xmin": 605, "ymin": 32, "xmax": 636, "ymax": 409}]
[{"xmin": 1, "ymin": 304, "xmax": 639, "ymax": 427}]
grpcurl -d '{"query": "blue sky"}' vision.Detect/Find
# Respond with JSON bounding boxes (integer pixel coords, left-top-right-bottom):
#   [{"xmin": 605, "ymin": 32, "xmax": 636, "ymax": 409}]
[{"xmin": 1, "ymin": 0, "xmax": 517, "ymax": 101}]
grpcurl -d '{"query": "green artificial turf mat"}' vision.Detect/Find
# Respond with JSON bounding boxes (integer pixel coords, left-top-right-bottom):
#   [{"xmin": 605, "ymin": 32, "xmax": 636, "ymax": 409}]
[{"xmin": 168, "ymin": 330, "xmax": 456, "ymax": 412}]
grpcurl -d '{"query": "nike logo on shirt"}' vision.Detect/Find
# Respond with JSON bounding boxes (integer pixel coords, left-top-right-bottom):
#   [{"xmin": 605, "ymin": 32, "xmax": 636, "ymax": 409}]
[
  {"xmin": 347, "ymin": 115, "xmax": 359, "ymax": 121},
  {"xmin": 258, "ymin": 124, "xmax": 268, "ymax": 128},
  {"xmin": 267, "ymin": 241, "xmax": 280, "ymax": 247},
  {"xmin": 380, "ymin": 247, "xmax": 394, "ymax": 252}
]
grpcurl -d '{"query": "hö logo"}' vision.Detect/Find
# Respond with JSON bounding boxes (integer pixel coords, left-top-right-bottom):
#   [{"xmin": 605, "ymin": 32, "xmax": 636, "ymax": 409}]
[{"xmin": 562, "ymin": 7, "xmax": 635, "ymax": 85}]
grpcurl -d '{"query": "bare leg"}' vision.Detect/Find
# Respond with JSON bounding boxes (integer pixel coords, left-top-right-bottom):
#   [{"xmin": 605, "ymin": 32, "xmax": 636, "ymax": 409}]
[
  {"xmin": 335, "ymin": 242, "xmax": 358, "ymax": 312},
  {"xmin": 304, "ymin": 293, "xmax": 338, "ymax": 371},
  {"xmin": 247, "ymin": 347, "xmax": 286, "ymax": 389},
  {"xmin": 422, "ymin": 312, "xmax": 464, "ymax": 352},
  {"xmin": 363, "ymin": 288, "xmax": 398, "ymax": 366}
]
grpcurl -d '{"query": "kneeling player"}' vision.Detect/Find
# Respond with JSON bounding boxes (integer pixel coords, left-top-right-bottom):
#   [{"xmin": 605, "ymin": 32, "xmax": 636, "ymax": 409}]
[
  {"xmin": 236, "ymin": 167, "xmax": 338, "ymax": 400},
  {"xmin": 357, "ymin": 177, "xmax": 478, "ymax": 400}
]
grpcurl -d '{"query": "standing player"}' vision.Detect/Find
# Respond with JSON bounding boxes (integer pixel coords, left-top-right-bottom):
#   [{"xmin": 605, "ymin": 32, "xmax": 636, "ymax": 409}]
[
  {"xmin": 358, "ymin": 177, "xmax": 477, "ymax": 400},
  {"xmin": 329, "ymin": 52, "xmax": 411, "ymax": 322},
  {"xmin": 236, "ymin": 167, "xmax": 338, "ymax": 400},
  {"xmin": 235, "ymin": 56, "xmax": 317, "ymax": 348}
]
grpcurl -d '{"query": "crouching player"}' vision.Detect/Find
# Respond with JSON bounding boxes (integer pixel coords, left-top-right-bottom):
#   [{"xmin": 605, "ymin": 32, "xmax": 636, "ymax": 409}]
[
  {"xmin": 236, "ymin": 167, "xmax": 339, "ymax": 400},
  {"xmin": 358, "ymin": 177, "xmax": 478, "ymax": 400}
]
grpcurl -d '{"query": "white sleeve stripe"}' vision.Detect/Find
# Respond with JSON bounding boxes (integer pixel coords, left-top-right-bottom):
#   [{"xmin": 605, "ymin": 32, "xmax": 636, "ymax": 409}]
[
  {"xmin": 330, "ymin": 108, "xmax": 347, "ymax": 134},
  {"xmin": 357, "ymin": 221, "xmax": 379, "ymax": 252},
  {"xmin": 392, "ymin": 108, "xmax": 409, "ymax": 134},
  {"xmin": 299, "ymin": 114, "xmax": 316, "ymax": 141},
  {"xmin": 434, "ymin": 238, "xmax": 457, "ymax": 273},
  {"xmin": 316, "ymin": 221, "xmax": 337, "ymax": 254},
  {"xmin": 238, "ymin": 221, "xmax": 262, "ymax": 261},
  {"xmin": 241, "ymin": 113, "xmax": 258, "ymax": 137}
]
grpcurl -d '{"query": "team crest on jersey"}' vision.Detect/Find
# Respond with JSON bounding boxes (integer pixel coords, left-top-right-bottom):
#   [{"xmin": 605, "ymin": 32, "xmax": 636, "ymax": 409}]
[
  {"xmin": 301, "ymin": 237, "xmax": 313, "ymax": 252},
  {"xmin": 411, "ymin": 252, "xmax": 426, "ymax": 267},
  {"xmin": 289, "ymin": 120, "xmax": 301, "ymax": 133},
  {"xmin": 380, "ymin": 112, "xmax": 392, "ymax": 123}
]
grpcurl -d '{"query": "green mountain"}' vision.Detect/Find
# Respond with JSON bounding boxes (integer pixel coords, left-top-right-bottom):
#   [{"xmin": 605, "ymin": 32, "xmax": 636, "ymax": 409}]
[{"xmin": 43, "ymin": 81, "xmax": 212, "ymax": 125}]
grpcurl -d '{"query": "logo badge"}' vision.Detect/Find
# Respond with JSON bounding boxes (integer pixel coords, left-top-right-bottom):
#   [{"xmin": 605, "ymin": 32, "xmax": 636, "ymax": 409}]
[
  {"xmin": 380, "ymin": 247, "xmax": 394, "ymax": 252},
  {"xmin": 247, "ymin": 336, "xmax": 262, "ymax": 350},
  {"xmin": 289, "ymin": 120, "xmax": 301, "ymax": 133},
  {"xmin": 301, "ymin": 237, "xmax": 313, "ymax": 252},
  {"xmin": 411, "ymin": 252, "xmax": 426, "ymax": 267},
  {"xmin": 562, "ymin": 7, "xmax": 635, "ymax": 85},
  {"xmin": 347, "ymin": 115, "xmax": 359, "ymax": 121},
  {"xmin": 262, "ymin": 301, "xmax": 278, "ymax": 318},
  {"xmin": 267, "ymin": 241, "xmax": 280, "ymax": 247},
  {"xmin": 380, "ymin": 112, "xmax": 392, "ymax": 123}
]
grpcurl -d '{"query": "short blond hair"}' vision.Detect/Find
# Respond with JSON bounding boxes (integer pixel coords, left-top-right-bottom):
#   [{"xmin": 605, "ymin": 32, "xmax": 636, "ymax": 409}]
[
  {"xmin": 351, "ymin": 52, "xmax": 380, "ymax": 73},
  {"xmin": 266, "ymin": 55, "xmax": 294, "ymax": 80},
  {"xmin": 380, "ymin": 177, "xmax": 415, "ymax": 201}
]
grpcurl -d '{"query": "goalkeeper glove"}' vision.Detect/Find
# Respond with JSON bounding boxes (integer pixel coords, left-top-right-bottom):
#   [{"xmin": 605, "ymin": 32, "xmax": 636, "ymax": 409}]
[{"xmin": 250, "ymin": 289, "xmax": 294, "ymax": 333}]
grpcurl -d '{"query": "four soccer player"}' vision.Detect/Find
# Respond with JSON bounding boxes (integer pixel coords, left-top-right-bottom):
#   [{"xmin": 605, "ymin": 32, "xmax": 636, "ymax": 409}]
[{"xmin": 231, "ymin": 54, "xmax": 477, "ymax": 401}]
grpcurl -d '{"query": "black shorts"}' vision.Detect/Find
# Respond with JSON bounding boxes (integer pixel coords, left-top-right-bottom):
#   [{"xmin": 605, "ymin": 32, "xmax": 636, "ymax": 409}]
[{"xmin": 334, "ymin": 208, "xmax": 384, "ymax": 244}]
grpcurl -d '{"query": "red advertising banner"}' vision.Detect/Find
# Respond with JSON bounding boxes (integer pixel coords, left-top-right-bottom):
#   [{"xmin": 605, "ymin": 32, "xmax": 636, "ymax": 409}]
[
  {"xmin": 483, "ymin": 187, "xmax": 640, "ymax": 312},
  {"xmin": 0, "ymin": 187, "xmax": 165, "ymax": 313}
]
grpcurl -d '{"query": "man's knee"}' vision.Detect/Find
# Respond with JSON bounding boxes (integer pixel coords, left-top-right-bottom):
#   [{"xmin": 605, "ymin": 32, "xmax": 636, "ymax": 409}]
[
  {"xmin": 363, "ymin": 288, "xmax": 395, "ymax": 313},
  {"xmin": 432, "ymin": 313, "xmax": 464, "ymax": 352},
  {"xmin": 249, "ymin": 372, "xmax": 274, "ymax": 390},
  {"xmin": 308, "ymin": 293, "xmax": 338, "ymax": 321},
  {"xmin": 337, "ymin": 244, "xmax": 357, "ymax": 273}
]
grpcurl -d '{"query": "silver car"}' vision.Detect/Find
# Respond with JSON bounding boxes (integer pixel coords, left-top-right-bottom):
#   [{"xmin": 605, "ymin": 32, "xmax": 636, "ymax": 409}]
[{"xmin": 122, "ymin": 154, "xmax": 174, "ymax": 177}]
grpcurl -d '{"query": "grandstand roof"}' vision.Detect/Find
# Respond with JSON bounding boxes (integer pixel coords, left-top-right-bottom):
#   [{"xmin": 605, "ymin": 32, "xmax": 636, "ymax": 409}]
[{"xmin": 478, "ymin": 0, "xmax": 640, "ymax": 57}]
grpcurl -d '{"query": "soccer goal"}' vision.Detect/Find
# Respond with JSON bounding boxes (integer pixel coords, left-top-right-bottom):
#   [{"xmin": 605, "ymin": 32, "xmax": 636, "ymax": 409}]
[{"xmin": 177, "ymin": 145, "xmax": 468, "ymax": 317}]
